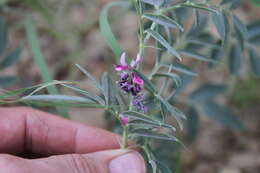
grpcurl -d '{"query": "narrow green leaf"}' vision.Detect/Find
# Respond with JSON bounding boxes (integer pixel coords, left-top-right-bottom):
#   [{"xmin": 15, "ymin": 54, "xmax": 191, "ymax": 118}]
[
  {"xmin": 157, "ymin": 95, "xmax": 185, "ymax": 130},
  {"xmin": 160, "ymin": 99, "xmax": 168, "ymax": 119},
  {"xmin": 101, "ymin": 72, "xmax": 118, "ymax": 107},
  {"xmin": 108, "ymin": 76, "xmax": 126, "ymax": 111},
  {"xmin": 169, "ymin": 75, "xmax": 193, "ymax": 100},
  {"xmin": 155, "ymin": 161, "xmax": 172, "ymax": 173},
  {"xmin": 220, "ymin": 0, "xmax": 230, "ymax": 4},
  {"xmin": 141, "ymin": 146, "xmax": 157, "ymax": 173},
  {"xmin": 21, "ymin": 95, "xmax": 95, "ymax": 103},
  {"xmin": 133, "ymin": 129, "xmax": 179, "ymax": 142},
  {"xmin": 153, "ymin": 72, "xmax": 181, "ymax": 86},
  {"xmin": 221, "ymin": 0, "xmax": 241, "ymax": 9},
  {"xmin": 99, "ymin": 1, "xmax": 130, "ymax": 63},
  {"xmin": 0, "ymin": 80, "xmax": 74, "ymax": 101},
  {"xmin": 187, "ymin": 14, "xmax": 208, "ymax": 38},
  {"xmin": 180, "ymin": 50, "xmax": 216, "ymax": 62},
  {"xmin": 101, "ymin": 72, "xmax": 109, "ymax": 104},
  {"xmin": 140, "ymin": 0, "xmax": 164, "ymax": 6},
  {"xmin": 157, "ymin": 64, "xmax": 173, "ymax": 95},
  {"xmin": 75, "ymin": 64, "xmax": 103, "ymax": 92},
  {"xmin": 25, "ymin": 15, "xmax": 68, "ymax": 118},
  {"xmin": 22, "ymin": 101, "xmax": 106, "ymax": 108},
  {"xmin": 124, "ymin": 110, "xmax": 176, "ymax": 132},
  {"xmin": 0, "ymin": 84, "xmax": 40, "ymax": 100},
  {"xmin": 166, "ymin": 28, "xmax": 175, "ymax": 50},
  {"xmin": 247, "ymin": 21, "xmax": 260, "ymax": 39},
  {"xmin": 129, "ymin": 124, "xmax": 155, "ymax": 132},
  {"xmin": 222, "ymin": 10, "xmax": 230, "ymax": 47},
  {"xmin": 234, "ymin": 26, "xmax": 245, "ymax": 50},
  {"xmin": 249, "ymin": 48, "xmax": 260, "ymax": 76},
  {"xmin": 186, "ymin": 107, "xmax": 199, "ymax": 143},
  {"xmin": 129, "ymin": 122, "xmax": 175, "ymax": 132},
  {"xmin": 25, "ymin": 81, "xmax": 75, "ymax": 98},
  {"xmin": 146, "ymin": 29, "xmax": 181, "ymax": 61},
  {"xmin": 0, "ymin": 48, "xmax": 22, "ymax": 70},
  {"xmin": 123, "ymin": 110, "xmax": 157, "ymax": 122},
  {"xmin": 194, "ymin": 9, "xmax": 201, "ymax": 27},
  {"xmin": 189, "ymin": 84, "xmax": 227, "ymax": 103},
  {"xmin": 161, "ymin": 63, "xmax": 198, "ymax": 77},
  {"xmin": 181, "ymin": 2, "xmax": 218, "ymax": 13},
  {"xmin": 143, "ymin": 13, "xmax": 184, "ymax": 31},
  {"xmin": 0, "ymin": 17, "xmax": 7, "ymax": 56},
  {"xmin": 232, "ymin": 15, "xmax": 248, "ymax": 39},
  {"xmin": 187, "ymin": 39, "xmax": 221, "ymax": 49},
  {"xmin": 202, "ymin": 101, "xmax": 244, "ymax": 130},
  {"xmin": 133, "ymin": 69, "xmax": 156, "ymax": 93},
  {"xmin": 249, "ymin": 35, "xmax": 260, "ymax": 46},
  {"xmin": 209, "ymin": 48, "xmax": 223, "ymax": 68},
  {"xmin": 211, "ymin": 11, "xmax": 226, "ymax": 41},
  {"xmin": 229, "ymin": 43, "xmax": 241, "ymax": 75},
  {"xmin": 62, "ymin": 84, "xmax": 105, "ymax": 105}
]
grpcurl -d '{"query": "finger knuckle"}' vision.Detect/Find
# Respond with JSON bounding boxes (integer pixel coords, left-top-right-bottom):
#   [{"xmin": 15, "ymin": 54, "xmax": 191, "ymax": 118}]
[{"xmin": 66, "ymin": 154, "xmax": 100, "ymax": 173}]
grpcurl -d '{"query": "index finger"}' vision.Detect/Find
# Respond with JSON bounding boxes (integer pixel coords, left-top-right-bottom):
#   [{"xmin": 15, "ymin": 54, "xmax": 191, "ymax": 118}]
[{"xmin": 0, "ymin": 107, "xmax": 120, "ymax": 156}]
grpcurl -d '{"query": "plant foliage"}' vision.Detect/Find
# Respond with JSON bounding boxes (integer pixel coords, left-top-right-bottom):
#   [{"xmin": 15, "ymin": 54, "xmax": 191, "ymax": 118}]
[{"xmin": 0, "ymin": 0, "xmax": 259, "ymax": 172}]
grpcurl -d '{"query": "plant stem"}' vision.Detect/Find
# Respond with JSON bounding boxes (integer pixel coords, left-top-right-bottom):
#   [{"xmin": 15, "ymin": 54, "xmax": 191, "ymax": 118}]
[
  {"xmin": 133, "ymin": 0, "xmax": 145, "ymax": 70},
  {"xmin": 121, "ymin": 0, "xmax": 145, "ymax": 149},
  {"xmin": 122, "ymin": 125, "xmax": 129, "ymax": 149}
]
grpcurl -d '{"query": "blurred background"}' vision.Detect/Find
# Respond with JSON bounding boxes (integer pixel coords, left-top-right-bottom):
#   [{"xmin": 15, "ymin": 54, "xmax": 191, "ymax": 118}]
[{"xmin": 0, "ymin": 0, "xmax": 260, "ymax": 172}]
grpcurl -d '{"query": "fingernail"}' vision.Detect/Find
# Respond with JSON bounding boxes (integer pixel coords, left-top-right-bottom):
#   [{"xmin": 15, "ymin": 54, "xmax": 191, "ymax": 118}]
[{"xmin": 109, "ymin": 152, "xmax": 146, "ymax": 173}]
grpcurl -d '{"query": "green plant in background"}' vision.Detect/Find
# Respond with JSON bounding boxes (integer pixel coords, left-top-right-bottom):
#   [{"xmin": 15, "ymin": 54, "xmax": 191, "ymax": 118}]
[
  {"xmin": 0, "ymin": 16, "xmax": 22, "ymax": 87},
  {"xmin": 231, "ymin": 77, "xmax": 260, "ymax": 107},
  {"xmin": 251, "ymin": 0, "xmax": 260, "ymax": 6},
  {"xmin": 25, "ymin": 16, "xmax": 69, "ymax": 118},
  {"xmin": 0, "ymin": 0, "xmax": 260, "ymax": 172}
]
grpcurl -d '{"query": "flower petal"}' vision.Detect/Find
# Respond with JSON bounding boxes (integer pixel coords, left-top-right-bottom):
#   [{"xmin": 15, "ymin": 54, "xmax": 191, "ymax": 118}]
[
  {"xmin": 130, "ymin": 60, "xmax": 135, "ymax": 67},
  {"xmin": 132, "ymin": 72, "xmax": 144, "ymax": 86},
  {"xmin": 130, "ymin": 53, "xmax": 141, "ymax": 67},
  {"xmin": 120, "ymin": 52, "xmax": 127, "ymax": 66},
  {"xmin": 136, "ymin": 53, "xmax": 141, "ymax": 64},
  {"xmin": 114, "ymin": 64, "xmax": 128, "ymax": 71}
]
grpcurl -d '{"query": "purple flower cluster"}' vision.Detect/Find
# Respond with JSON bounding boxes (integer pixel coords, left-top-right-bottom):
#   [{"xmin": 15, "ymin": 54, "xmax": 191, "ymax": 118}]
[
  {"xmin": 118, "ymin": 72, "xmax": 142, "ymax": 96},
  {"xmin": 114, "ymin": 53, "xmax": 147, "ymax": 112},
  {"xmin": 132, "ymin": 94, "xmax": 147, "ymax": 113}
]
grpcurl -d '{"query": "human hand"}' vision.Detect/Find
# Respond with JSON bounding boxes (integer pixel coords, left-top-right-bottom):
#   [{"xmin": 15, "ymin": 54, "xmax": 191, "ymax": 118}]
[{"xmin": 0, "ymin": 107, "xmax": 146, "ymax": 173}]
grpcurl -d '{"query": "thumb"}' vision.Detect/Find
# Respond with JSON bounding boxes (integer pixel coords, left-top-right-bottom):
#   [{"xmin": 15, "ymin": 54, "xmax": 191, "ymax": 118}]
[{"xmin": 0, "ymin": 150, "xmax": 146, "ymax": 173}]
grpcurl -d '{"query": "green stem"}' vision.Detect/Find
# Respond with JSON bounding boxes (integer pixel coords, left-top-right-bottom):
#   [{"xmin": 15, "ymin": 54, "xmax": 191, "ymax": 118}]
[
  {"xmin": 122, "ymin": 125, "xmax": 129, "ymax": 149},
  {"xmin": 121, "ymin": 0, "xmax": 145, "ymax": 149},
  {"xmin": 133, "ymin": 0, "xmax": 145, "ymax": 70}
]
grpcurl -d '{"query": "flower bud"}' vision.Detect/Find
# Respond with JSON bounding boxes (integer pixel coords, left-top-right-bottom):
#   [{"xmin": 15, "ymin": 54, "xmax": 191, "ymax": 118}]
[{"xmin": 120, "ymin": 115, "xmax": 129, "ymax": 126}]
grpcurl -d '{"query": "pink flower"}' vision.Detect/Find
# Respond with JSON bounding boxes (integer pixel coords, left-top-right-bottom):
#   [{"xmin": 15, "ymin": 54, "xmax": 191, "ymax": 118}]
[
  {"xmin": 120, "ymin": 115, "xmax": 129, "ymax": 126},
  {"xmin": 132, "ymin": 72, "xmax": 144, "ymax": 86},
  {"xmin": 114, "ymin": 53, "xmax": 141, "ymax": 71},
  {"xmin": 130, "ymin": 53, "xmax": 141, "ymax": 68},
  {"xmin": 114, "ymin": 53, "xmax": 128, "ymax": 71}
]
